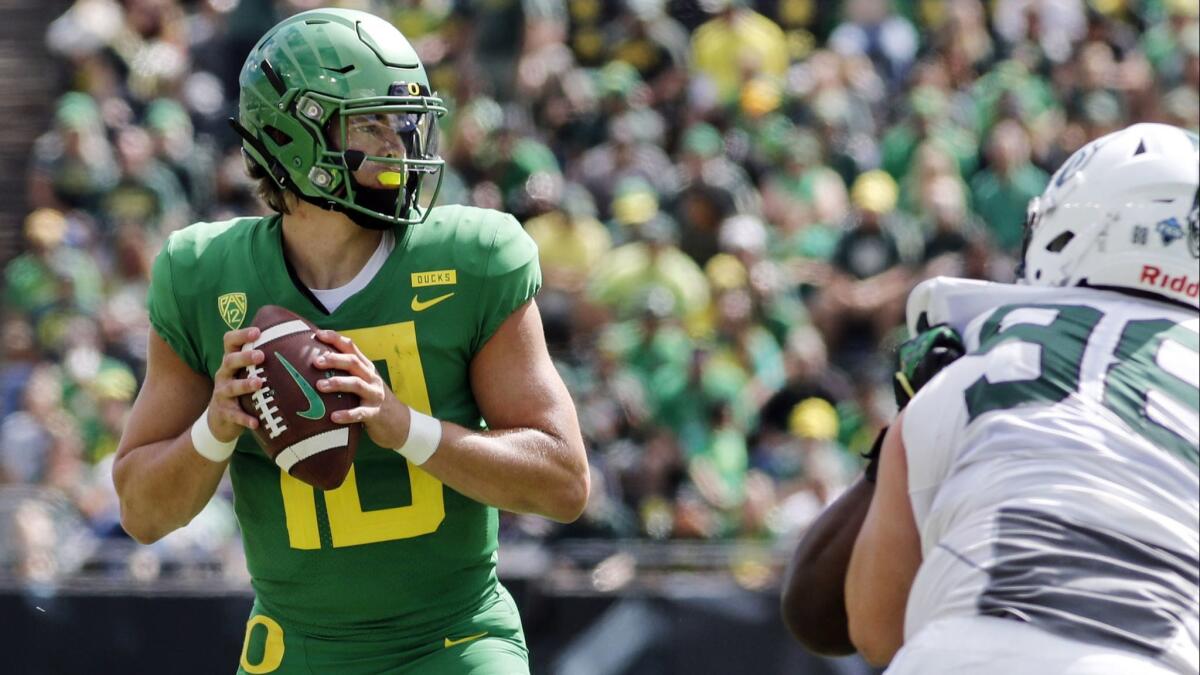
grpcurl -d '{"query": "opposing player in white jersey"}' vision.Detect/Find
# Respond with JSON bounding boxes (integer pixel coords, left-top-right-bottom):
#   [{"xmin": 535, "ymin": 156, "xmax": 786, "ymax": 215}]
[{"xmin": 782, "ymin": 122, "xmax": 1199, "ymax": 674}]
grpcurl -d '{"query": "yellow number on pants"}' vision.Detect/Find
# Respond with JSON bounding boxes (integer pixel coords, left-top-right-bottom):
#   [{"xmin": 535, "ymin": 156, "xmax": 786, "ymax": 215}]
[
  {"xmin": 240, "ymin": 615, "xmax": 285, "ymax": 674},
  {"xmin": 279, "ymin": 321, "xmax": 445, "ymax": 549}
]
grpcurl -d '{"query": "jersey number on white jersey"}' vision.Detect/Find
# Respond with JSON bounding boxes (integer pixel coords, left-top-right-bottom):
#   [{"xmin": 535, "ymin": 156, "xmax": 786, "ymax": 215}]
[{"xmin": 965, "ymin": 304, "xmax": 1199, "ymax": 464}]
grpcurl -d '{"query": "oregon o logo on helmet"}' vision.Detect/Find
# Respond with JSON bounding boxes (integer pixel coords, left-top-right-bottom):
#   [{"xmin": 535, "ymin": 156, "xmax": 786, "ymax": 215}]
[{"xmin": 389, "ymin": 81, "xmax": 426, "ymax": 97}]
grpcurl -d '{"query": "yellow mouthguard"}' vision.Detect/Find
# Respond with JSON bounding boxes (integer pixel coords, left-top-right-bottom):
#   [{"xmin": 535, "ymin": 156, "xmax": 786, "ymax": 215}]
[{"xmin": 378, "ymin": 171, "xmax": 404, "ymax": 187}]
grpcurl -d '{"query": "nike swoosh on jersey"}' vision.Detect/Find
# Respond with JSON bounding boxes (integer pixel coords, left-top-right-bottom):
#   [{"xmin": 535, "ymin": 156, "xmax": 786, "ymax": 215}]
[
  {"xmin": 276, "ymin": 352, "xmax": 326, "ymax": 420},
  {"xmin": 443, "ymin": 631, "xmax": 488, "ymax": 649},
  {"xmin": 411, "ymin": 292, "xmax": 455, "ymax": 312}
]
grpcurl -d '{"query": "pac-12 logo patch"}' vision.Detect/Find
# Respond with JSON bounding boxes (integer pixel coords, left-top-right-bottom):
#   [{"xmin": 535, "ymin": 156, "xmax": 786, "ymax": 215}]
[{"xmin": 218, "ymin": 292, "xmax": 248, "ymax": 330}]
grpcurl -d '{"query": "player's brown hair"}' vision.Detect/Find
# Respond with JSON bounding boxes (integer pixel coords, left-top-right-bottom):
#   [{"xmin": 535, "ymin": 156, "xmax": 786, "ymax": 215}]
[{"xmin": 245, "ymin": 158, "xmax": 294, "ymax": 214}]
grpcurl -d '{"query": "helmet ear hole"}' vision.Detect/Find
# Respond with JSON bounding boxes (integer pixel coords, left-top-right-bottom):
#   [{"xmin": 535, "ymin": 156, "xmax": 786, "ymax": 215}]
[{"xmin": 1046, "ymin": 231, "xmax": 1075, "ymax": 252}]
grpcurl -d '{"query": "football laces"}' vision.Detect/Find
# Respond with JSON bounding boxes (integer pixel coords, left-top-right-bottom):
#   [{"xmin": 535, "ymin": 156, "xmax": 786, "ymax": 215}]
[{"xmin": 246, "ymin": 363, "xmax": 288, "ymax": 439}]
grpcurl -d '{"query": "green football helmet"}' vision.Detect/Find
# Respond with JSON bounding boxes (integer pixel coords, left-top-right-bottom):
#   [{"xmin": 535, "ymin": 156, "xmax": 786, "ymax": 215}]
[{"xmin": 234, "ymin": 8, "xmax": 446, "ymax": 228}]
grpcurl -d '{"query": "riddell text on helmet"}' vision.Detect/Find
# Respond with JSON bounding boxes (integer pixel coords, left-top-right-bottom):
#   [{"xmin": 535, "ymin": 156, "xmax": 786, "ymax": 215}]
[{"xmin": 1140, "ymin": 265, "xmax": 1200, "ymax": 298}]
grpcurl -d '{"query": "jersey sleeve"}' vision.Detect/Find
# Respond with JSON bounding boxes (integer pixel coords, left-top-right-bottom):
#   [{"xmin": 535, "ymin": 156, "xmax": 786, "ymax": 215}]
[
  {"xmin": 901, "ymin": 358, "xmax": 976, "ymax": 523},
  {"xmin": 474, "ymin": 213, "xmax": 542, "ymax": 352},
  {"xmin": 147, "ymin": 237, "xmax": 206, "ymax": 375}
]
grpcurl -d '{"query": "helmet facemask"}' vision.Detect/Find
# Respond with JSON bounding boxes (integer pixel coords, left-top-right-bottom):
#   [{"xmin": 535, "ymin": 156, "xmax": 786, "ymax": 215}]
[{"xmin": 293, "ymin": 82, "xmax": 445, "ymax": 229}]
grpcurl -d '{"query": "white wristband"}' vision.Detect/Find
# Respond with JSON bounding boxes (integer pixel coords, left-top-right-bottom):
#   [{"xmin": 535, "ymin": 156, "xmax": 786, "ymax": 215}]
[
  {"xmin": 190, "ymin": 408, "xmax": 238, "ymax": 463},
  {"xmin": 395, "ymin": 408, "xmax": 441, "ymax": 466}
]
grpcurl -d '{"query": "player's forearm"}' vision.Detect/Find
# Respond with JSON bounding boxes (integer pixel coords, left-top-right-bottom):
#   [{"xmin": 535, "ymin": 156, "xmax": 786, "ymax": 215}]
[
  {"xmin": 845, "ymin": 421, "xmax": 919, "ymax": 667},
  {"xmin": 420, "ymin": 422, "xmax": 589, "ymax": 523},
  {"xmin": 112, "ymin": 434, "xmax": 227, "ymax": 544},
  {"xmin": 781, "ymin": 476, "xmax": 875, "ymax": 655}
]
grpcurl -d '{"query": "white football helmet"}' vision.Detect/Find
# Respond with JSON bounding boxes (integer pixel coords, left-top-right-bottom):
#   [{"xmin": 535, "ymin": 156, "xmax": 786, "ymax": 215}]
[{"xmin": 1020, "ymin": 123, "xmax": 1200, "ymax": 309}]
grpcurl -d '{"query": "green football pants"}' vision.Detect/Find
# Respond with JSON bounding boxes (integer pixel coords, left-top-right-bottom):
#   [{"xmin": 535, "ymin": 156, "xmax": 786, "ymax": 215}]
[{"xmin": 236, "ymin": 585, "xmax": 528, "ymax": 674}]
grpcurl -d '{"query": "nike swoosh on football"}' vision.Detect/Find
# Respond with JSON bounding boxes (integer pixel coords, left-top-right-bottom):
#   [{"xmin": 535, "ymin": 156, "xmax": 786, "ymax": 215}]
[
  {"xmin": 443, "ymin": 631, "xmax": 488, "ymax": 649},
  {"xmin": 411, "ymin": 292, "xmax": 455, "ymax": 312},
  {"xmin": 276, "ymin": 352, "xmax": 326, "ymax": 420}
]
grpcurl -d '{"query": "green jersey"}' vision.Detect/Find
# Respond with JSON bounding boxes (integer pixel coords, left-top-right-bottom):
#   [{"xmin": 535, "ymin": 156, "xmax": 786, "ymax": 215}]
[{"xmin": 148, "ymin": 205, "xmax": 540, "ymax": 638}]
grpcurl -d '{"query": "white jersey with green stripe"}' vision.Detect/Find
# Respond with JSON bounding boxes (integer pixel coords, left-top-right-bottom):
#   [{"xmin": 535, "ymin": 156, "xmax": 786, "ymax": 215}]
[{"xmin": 900, "ymin": 285, "xmax": 1199, "ymax": 673}]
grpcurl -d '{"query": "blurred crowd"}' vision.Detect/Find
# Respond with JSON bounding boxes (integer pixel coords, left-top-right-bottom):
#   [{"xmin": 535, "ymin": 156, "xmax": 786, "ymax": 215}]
[{"xmin": 2, "ymin": 0, "xmax": 1197, "ymax": 581}]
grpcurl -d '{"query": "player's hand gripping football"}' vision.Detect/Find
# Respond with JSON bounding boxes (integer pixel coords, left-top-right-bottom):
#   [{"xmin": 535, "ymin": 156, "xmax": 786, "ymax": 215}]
[
  {"xmin": 312, "ymin": 330, "xmax": 411, "ymax": 449},
  {"xmin": 208, "ymin": 327, "xmax": 265, "ymax": 442}
]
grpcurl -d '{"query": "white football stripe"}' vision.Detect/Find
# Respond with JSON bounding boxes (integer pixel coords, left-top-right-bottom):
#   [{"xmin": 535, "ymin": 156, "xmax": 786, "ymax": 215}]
[
  {"xmin": 274, "ymin": 428, "xmax": 350, "ymax": 473},
  {"xmin": 243, "ymin": 320, "xmax": 311, "ymax": 351}
]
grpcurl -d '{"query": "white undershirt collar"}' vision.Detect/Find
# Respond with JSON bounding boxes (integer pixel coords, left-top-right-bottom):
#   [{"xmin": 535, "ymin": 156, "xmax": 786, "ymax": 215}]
[{"xmin": 307, "ymin": 230, "xmax": 395, "ymax": 313}]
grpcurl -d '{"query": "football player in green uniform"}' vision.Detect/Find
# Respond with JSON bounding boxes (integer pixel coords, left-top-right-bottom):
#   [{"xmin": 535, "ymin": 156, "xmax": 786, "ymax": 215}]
[{"xmin": 113, "ymin": 9, "xmax": 589, "ymax": 674}]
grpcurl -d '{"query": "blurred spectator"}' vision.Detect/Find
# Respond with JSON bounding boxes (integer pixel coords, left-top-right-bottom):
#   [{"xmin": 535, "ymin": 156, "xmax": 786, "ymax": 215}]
[
  {"xmin": 681, "ymin": 401, "xmax": 751, "ymax": 537},
  {"xmin": 969, "ymin": 119, "xmax": 1049, "ymax": 252},
  {"xmin": 100, "ymin": 125, "xmax": 190, "ymax": 235},
  {"xmin": 609, "ymin": 1, "xmax": 690, "ymax": 100},
  {"xmin": 4, "ymin": 209, "xmax": 104, "ymax": 318},
  {"xmin": 608, "ymin": 176, "xmax": 669, "ymax": 244},
  {"xmin": 28, "ymin": 93, "xmax": 119, "ymax": 213},
  {"xmin": 672, "ymin": 123, "xmax": 759, "ymax": 264},
  {"xmin": 525, "ymin": 182, "xmax": 612, "ymax": 293},
  {"xmin": 756, "ymin": 327, "xmax": 855, "ymax": 442},
  {"xmin": 708, "ymin": 282, "xmax": 786, "ymax": 411},
  {"xmin": 689, "ymin": 1, "xmax": 788, "ymax": 108},
  {"xmin": 881, "ymin": 87, "xmax": 978, "ymax": 191},
  {"xmin": 573, "ymin": 109, "xmax": 677, "ymax": 221},
  {"xmin": 144, "ymin": 98, "xmax": 216, "ymax": 211},
  {"xmin": 455, "ymin": 0, "xmax": 544, "ymax": 99},
  {"xmin": 827, "ymin": 0, "xmax": 919, "ymax": 88},
  {"xmin": 0, "ymin": 365, "xmax": 73, "ymax": 486},
  {"xmin": 757, "ymin": 396, "xmax": 857, "ymax": 534},
  {"xmin": 760, "ymin": 128, "xmax": 849, "ymax": 246},
  {"xmin": 810, "ymin": 170, "xmax": 915, "ymax": 363},
  {"xmin": 1141, "ymin": 1, "xmax": 1200, "ymax": 92},
  {"xmin": 588, "ymin": 216, "xmax": 710, "ymax": 324},
  {"xmin": 0, "ymin": 319, "xmax": 38, "ymax": 422},
  {"xmin": 917, "ymin": 173, "xmax": 997, "ymax": 282},
  {"xmin": 992, "ymin": 0, "xmax": 1086, "ymax": 65}
]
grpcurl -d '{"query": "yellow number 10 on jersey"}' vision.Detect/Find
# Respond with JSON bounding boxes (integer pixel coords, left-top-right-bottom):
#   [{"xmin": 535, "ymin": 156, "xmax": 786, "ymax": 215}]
[{"xmin": 278, "ymin": 321, "xmax": 445, "ymax": 549}]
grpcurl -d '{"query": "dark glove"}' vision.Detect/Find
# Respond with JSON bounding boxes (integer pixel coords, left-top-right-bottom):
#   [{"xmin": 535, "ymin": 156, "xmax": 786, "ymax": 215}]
[{"xmin": 893, "ymin": 323, "xmax": 965, "ymax": 408}]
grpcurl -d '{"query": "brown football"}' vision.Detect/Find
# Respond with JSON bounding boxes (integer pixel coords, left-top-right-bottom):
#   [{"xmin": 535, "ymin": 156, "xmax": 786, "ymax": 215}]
[{"xmin": 238, "ymin": 305, "xmax": 360, "ymax": 490}]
